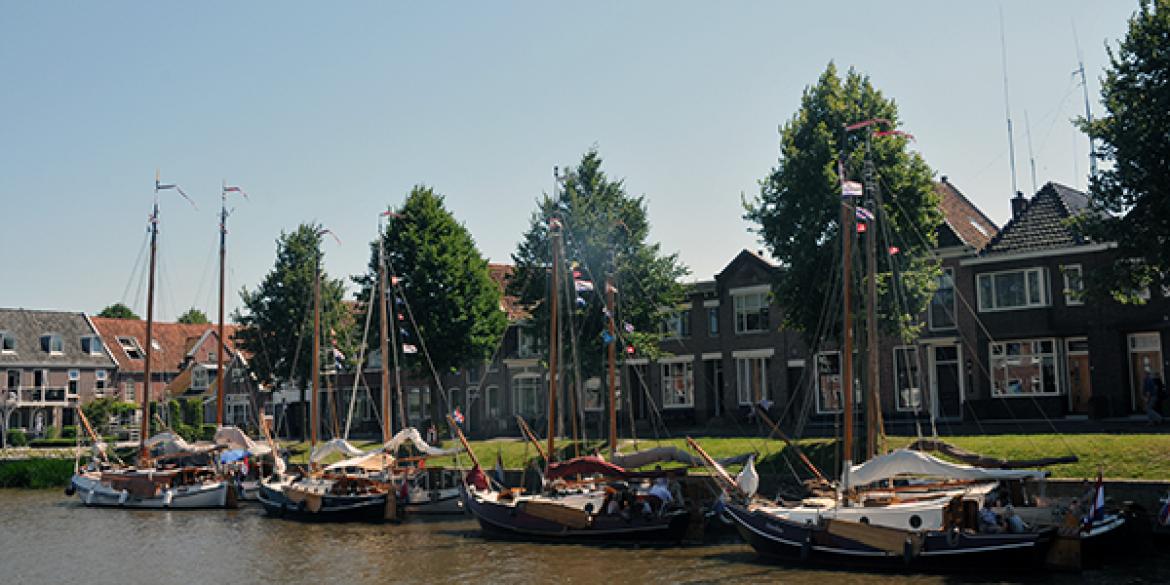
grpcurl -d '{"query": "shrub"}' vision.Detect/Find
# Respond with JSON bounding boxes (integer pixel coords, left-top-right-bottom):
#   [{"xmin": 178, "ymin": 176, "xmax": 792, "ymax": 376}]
[
  {"xmin": 28, "ymin": 438, "xmax": 79, "ymax": 448},
  {"xmin": 6, "ymin": 429, "xmax": 28, "ymax": 447},
  {"xmin": 60, "ymin": 425, "xmax": 78, "ymax": 439},
  {"xmin": 199, "ymin": 424, "xmax": 217, "ymax": 441},
  {"xmin": 44, "ymin": 425, "xmax": 61, "ymax": 440},
  {"xmin": 0, "ymin": 459, "xmax": 75, "ymax": 488}
]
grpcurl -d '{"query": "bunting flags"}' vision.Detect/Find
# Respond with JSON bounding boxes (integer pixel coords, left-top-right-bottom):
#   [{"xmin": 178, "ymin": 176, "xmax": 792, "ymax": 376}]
[
  {"xmin": 623, "ymin": 322, "xmax": 635, "ymax": 333},
  {"xmin": 601, "ymin": 331, "xmax": 615, "ymax": 345},
  {"xmin": 402, "ymin": 343, "xmax": 418, "ymax": 354},
  {"xmin": 841, "ymin": 180, "xmax": 864, "ymax": 198},
  {"xmin": 575, "ymin": 296, "xmax": 587, "ymax": 308},
  {"xmin": 574, "ymin": 280, "xmax": 594, "ymax": 293},
  {"xmin": 855, "ymin": 206, "xmax": 875, "ymax": 221},
  {"xmin": 452, "ymin": 407, "xmax": 464, "ymax": 426}
]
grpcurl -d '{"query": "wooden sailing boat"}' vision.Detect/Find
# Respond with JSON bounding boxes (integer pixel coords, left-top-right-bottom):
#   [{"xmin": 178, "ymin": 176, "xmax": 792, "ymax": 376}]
[
  {"xmin": 461, "ymin": 213, "xmax": 690, "ymax": 542},
  {"xmin": 70, "ymin": 173, "xmax": 234, "ymax": 509}
]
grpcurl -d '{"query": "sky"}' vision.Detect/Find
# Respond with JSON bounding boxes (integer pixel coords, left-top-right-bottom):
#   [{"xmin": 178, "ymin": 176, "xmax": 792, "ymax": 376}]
[{"xmin": 0, "ymin": 1, "xmax": 1139, "ymax": 322}]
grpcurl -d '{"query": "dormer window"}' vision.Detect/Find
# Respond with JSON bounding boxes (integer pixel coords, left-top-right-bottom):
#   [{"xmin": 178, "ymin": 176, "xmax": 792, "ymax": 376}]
[
  {"xmin": 117, "ymin": 336, "xmax": 144, "ymax": 360},
  {"xmin": 0, "ymin": 331, "xmax": 14, "ymax": 354},
  {"xmin": 81, "ymin": 336, "xmax": 105, "ymax": 356},
  {"xmin": 42, "ymin": 334, "xmax": 64, "ymax": 355}
]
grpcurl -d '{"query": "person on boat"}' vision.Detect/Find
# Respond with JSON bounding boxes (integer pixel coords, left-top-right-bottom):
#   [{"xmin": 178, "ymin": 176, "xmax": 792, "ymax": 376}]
[
  {"xmin": 979, "ymin": 501, "xmax": 1002, "ymax": 533},
  {"xmin": 1003, "ymin": 504, "xmax": 1028, "ymax": 533},
  {"xmin": 647, "ymin": 476, "xmax": 673, "ymax": 511}
]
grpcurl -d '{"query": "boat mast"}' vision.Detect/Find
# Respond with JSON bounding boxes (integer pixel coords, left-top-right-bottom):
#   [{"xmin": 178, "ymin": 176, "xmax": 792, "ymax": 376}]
[
  {"xmin": 377, "ymin": 215, "xmax": 392, "ymax": 440},
  {"xmin": 863, "ymin": 132, "xmax": 880, "ymax": 461},
  {"xmin": 139, "ymin": 195, "xmax": 159, "ymax": 464},
  {"xmin": 606, "ymin": 271, "xmax": 617, "ymax": 459},
  {"xmin": 840, "ymin": 161, "xmax": 855, "ymax": 470},
  {"xmin": 311, "ymin": 243, "xmax": 321, "ymax": 454},
  {"xmin": 215, "ymin": 183, "xmax": 230, "ymax": 426},
  {"xmin": 547, "ymin": 216, "xmax": 561, "ymax": 471}
]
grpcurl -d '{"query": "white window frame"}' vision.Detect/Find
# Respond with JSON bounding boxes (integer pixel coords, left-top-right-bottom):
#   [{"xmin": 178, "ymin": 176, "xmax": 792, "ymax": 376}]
[
  {"xmin": 117, "ymin": 336, "xmax": 144, "ymax": 360},
  {"xmin": 81, "ymin": 335, "xmax": 104, "ymax": 356},
  {"xmin": 735, "ymin": 356, "xmax": 769, "ymax": 405},
  {"xmin": 0, "ymin": 331, "xmax": 14, "ymax": 354},
  {"xmin": 660, "ymin": 358, "xmax": 694, "ymax": 408},
  {"xmin": 516, "ymin": 326, "xmax": 536, "ymax": 359},
  {"xmin": 512, "ymin": 374, "xmax": 541, "ymax": 417},
  {"xmin": 659, "ymin": 307, "xmax": 691, "ymax": 339},
  {"xmin": 44, "ymin": 333, "xmax": 64, "ymax": 355},
  {"xmin": 928, "ymin": 267, "xmax": 957, "ymax": 331},
  {"xmin": 732, "ymin": 288, "xmax": 770, "ymax": 334},
  {"xmin": 1061, "ymin": 264, "xmax": 1084, "ymax": 306},
  {"xmin": 484, "ymin": 385, "xmax": 501, "ymax": 420},
  {"xmin": 892, "ymin": 346, "xmax": 922, "ymax": 412},
  {"xmin": 976, "ymin": 268, "xmax": 1050, "ymax": 312},
  {"xmin": 989, "ymin": 338, "xmax": 1062, "ymax": 397}
]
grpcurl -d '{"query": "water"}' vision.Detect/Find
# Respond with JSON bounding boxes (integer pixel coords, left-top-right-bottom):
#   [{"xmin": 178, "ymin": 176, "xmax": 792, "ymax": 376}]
[{"xmin": 2, "ymin": 489, "xmax": 1168, "ymax": 584}]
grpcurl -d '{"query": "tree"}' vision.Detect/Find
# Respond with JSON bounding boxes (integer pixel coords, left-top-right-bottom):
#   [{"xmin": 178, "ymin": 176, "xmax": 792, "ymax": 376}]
[
  {"xmin": 234, "ymin": 223, "xmax": 351, "ymax": 397},
  {"xmin": 509, "ymin": 149, "xmax": 688, "ymax": 383},
  {"xmin": 354, "ymin": 186, "xmax": 507, "ymax": 422},
  {"xmin": 744, "ymin": 63, "xmax": 942, "ymax": 345},
  {"xmin": 98, "ymin": 303, "xmax": 139, "ymax": 320},
  {"xmin": 1076, "ymin": 0, "xmax": 1170, "ymax": 303},
  {"xmin": 176, "ymin": 307, "xmax": 210, "ymax": 324}
]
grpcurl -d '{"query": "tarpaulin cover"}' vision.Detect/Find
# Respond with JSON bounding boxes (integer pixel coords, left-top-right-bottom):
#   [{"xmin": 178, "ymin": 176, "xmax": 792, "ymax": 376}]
[
  {"xmin": 220, "ymin": 449, "xmax": 249, "ymax": 464},
  {"xmin": 843, "ymin": 449, "xmax": 1047, "ymax": 490},
  {"xmin": 546, "ymin": 456, "xmax": 627, "ymax": 480}
]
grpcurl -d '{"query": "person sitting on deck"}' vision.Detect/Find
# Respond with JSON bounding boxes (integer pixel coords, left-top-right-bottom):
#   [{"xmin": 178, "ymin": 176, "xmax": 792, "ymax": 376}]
[
  {"xmin": 979, "ymin": 501, "xmax": 1002, "ymax": 534},
  {"xmin": 1004, "ymin": 505, "xmax": 1028, "ymax": 533}
]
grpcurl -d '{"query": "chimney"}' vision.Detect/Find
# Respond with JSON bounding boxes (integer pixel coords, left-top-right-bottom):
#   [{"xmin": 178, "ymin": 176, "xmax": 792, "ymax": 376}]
[{"xmin": 1011, "ymin": 191, "xmax": 1027, "ymax": 219}]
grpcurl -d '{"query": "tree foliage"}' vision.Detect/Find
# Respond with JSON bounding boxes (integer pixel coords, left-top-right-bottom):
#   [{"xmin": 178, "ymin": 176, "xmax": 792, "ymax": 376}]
[
  {"xmin": 509, "ymin": 149, "xmax": 688, "ymax": 376},
  {"xmin": 744, "ymin": 63, "xmax": 941, "ymax": 345},
  {"xmin": 354, "ymin": 186, "xmax": 507, "ymax": 406},
  {"xmin": 234, "ymin": 224, "xmax": 351, "ymax": 389},
  {"xmin": 1076, "ymin": 0, "xmax": 1170, "ymax": 302},
  {"xmin": 98, "ymin": 303, "xmax": 139, "ymax": 320},
  {"xmin": 176, "ymin": 307, "xmax": 210, "ymax": 324}
]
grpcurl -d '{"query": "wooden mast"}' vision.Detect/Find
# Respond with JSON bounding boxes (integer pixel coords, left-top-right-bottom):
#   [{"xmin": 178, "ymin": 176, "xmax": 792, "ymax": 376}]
[
  {"xmin": 606, "ymin": 272, "xmax": 617, "ymax": 459},
  {"xmin": 311, "ymin": 243, "xmax": 321, "ymax": 455},
  {"xmin": 840, "ymin": 171, "xmax": 855, "ymax": 469},
  {"xmin": 378, "ymin": 217, "xmax": 391, "ymax": 441},
  {"xmin": 863, "ymin": 132, "xmax": 881, "ymax": 461},
  {"xmin": 216, "ymin": 183, "xmax": 228, "ymax": 427},
  {"xmin": 139, "ymin": 197, "xmax": 160, "ymax": 464},
  {"xmin": 546, "ymin": 218, "xmax": 561, "ymax": 470}
]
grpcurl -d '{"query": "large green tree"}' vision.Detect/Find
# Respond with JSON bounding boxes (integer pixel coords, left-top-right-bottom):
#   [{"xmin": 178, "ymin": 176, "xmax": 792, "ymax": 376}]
[
  {"xmin": 744, "ymin": 63, "xmax": 941, "ymax": 345},
  {"xmin": 354, "ymin": 186, "xmax": 507, "ymax": 422},
  {"xmin": 509, "ymin": 149, "xmax": 688, "ymax": 379},
  {"xmin": 1076, "ymin": 0, "xmax": 1170, "ymax": 302},
  {"xmin": 234, "ymin": 223, "xmax": 351, "ymax": 395},
  {"xmin": 176, "ymin": 307, "xmax": 210, "ymax": 324},
  {"xmin": 98, "ymin": 303, "xmax": 139, "ymax": 320}
]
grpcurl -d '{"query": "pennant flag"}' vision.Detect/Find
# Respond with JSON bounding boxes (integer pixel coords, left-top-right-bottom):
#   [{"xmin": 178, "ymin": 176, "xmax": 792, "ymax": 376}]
[
  {"xmin": 452, "ymin": 407, "xmax": 464, "ymax": 425},
  {"xmin": 402, "ymin": 343, "xmax": 418, "ymax": 354},
  {"xmin": 600, "ymin": 331, "xmax": 615, "ymax": 345},
  {"xmin": 855, "ymin": 206, "xmax": 875, "ymax": 221},
  {"xmin": 623, "ymin": 322, "xmax": 635, "ymax": 334},
  {"xmin": 316, "ymin": 227, "xmax": 342, "ymax": 245},
  {"xmin": 888, "ymin": 246, "xmax": 901, "ymax": 255},
  {"xmin": 625, "ymin": 345, "xmax": 636, "ymax": 355},
  {"xmin": 875, "ymin": 129, "xmax": 915, "ymax": 141},
  {"xmin": 397, "ymin": 313, "xmax": 405, "ymax": 321},
  {"xmin": 380, "ymin": 209, "xmax": 404, "ymax": 218},
  {"xmin": 391, "ymin": 276, "xmax": 402, "ymax": 285},
  {"xmin": 572, "ymin": 270, "xmax": 582, "ymax": 278},
  {"xmin": 223, "ymin": 185, "xmax": 249, "ymax": 199},
  {"xmin": 1083, "ymin": 470, "xmax": 1106, "ymax": 532},
  {"xmin": 602, "ymin": 308, "xmax": 612, "ymax": 318},
  {"xmin": 399, "ymin": 327, "xmax": 410, "ymax": 339},
  {"xmin": 493, "ymin": 451, "xmax": 506, "ymax": 486},
  {"xmin": 156, "ymin": 178, "xmax": 197, "ymax": 209},
  {"xmin": 856, "ymin": 222, "xmax": 867, "ymax": 233},
  {"xmin": 841, "ymin": 180, "xmax": 863, "ymax": 198},
  {"xmin": 575, "ymin": 296, "xmax": 587, "ymax": 308},
  {"xmin": 574, "ymin": 280, "xmax": 594, "ymax": 293},
  {"xmin": 331, "ymin": 346, "xmax": 346, "ymax": 361}
]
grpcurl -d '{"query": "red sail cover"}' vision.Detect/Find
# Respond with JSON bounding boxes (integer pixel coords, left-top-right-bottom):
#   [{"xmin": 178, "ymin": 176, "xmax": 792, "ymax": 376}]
[{"xmin": 546, "ymin": 456, "xmax": 627, "ymax": 480}]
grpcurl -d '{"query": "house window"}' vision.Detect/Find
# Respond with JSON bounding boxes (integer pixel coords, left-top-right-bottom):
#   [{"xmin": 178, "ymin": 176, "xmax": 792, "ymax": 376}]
[
  {"xmin": 815, "ymin": 352, "xmax": 843, "ymax": 413},
  {"xmin": 989, "ymin": 339, "xmax": 1061, "ymax": 396},
  {"xmin": 81, "ymin": 336, "xmax": 104, "ymax": 356},
  {"xmin": 68, "ymin": 370, "xmax": 80, "ymax": 397},
  {"xmin": 95, "ymin": 370, "xmax": 108, "ymax": 394},
  {"xmin": 6, "ymin": 370, "xmax": 20, "ymax": 390},
  {"xmin": 583, "ymin": 376, "xmax": 620, "ymax": 412},
  {"xmin": 42, "ymin": 334, "xmax": 64, "ymax": 355},
  {"xmin": 123, "ymin": 381, "xmax": 136, "ymax": 401},
  {"xmin": 661, "ymin": 360, "xmax": 694, "ymax": 408},
  {"xmin": 117, "ymin": 336, "xmax": 144, "ymax": 360},
  {"xmin": 893, "ymin": 346, "xmax": 921, "ymax": 411},
  {"xmin": 33, "ymin": 369, "xmax": 47, "ymax": 388},
  {"xmin": 516, "ymin": 327, "xmax": 536, "ymax": 358},
  {"xmin": 1062, "ymin": 265, "xmax": 1084, "ymax": 306},
  {"xmin": 512, "ymin": 375, "xmax": 541, "ymax": 417},
  {"xmin": 707, "ymin": 307, "xmax": 719, "ymax": 336},
  {"xmin": 660, "ymin": 309, "xmax": 690, "ymax": 338},
  {"xmin": 407, "ymin": 387, "xmax": 431, "ymax": 421},
  {"xmin": 0, "ymin": 331, "xmax": 15, "ymax": 353},
  {"xmin": 484, "ymin": 385, "xmax": 501, "ymax": 420},
  {"xmin": 977, "ymin": 268, "xmax": 1050, "ymax": 311},
  {"xmin": 733, "ymin": 291, "xmax": 769, "ymax": 334},
  {"xmin": 192, "ymin": 368, "xmax": 209, "ymax": 390},
  {"xmin": 736, "ymin": 357, "xmax": 768, "ymax": 405},
  {"xmin": 928, "ymin": 268, "xmax": 956, "ymax": 330}
]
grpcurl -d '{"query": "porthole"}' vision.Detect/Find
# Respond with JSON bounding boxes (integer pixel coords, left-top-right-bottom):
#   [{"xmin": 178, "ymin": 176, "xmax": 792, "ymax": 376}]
[{"xmin": 909, "ymin": 515, "xmax": 922, "ymax": 529}]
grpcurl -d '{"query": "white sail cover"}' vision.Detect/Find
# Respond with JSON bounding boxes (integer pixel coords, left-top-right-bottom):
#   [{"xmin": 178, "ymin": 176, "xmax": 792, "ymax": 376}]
[
  {"xmin": 143, "ymin": 432, "xmax": 217, "ymax": 456},
  {"xmin": 381, "ymin": 427, "xmax": 462, "ymax": 457},
  {"xmin": 213, "ymin": 426, "xmax": 272, "ymax": 456},
  {"xmin": 843, "ymin": 449, "xmax": 1046, "ymax": 490},
  {"xmin": 309, "ymin": 438, "xmax": 366, "ymax": 463},
  {"xmin": 325, "ymin": 451, "xmax": 396, "ymax": 472}
]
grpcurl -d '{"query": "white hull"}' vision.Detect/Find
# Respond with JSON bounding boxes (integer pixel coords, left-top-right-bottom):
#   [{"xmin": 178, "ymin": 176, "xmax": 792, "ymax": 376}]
[
  {"xmin": 71, "ymin": 473, "xmax": 231, "ymax": 509},
  {"xmin": 404, "ymin": 486, "xmax": 464, "ymax": 514}
]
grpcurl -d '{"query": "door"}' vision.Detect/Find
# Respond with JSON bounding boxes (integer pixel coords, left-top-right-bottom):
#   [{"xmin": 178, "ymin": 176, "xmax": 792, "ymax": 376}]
[
  {"xmin": 931, "ymin": 345, "xmax": 963, "ymax": 420},
  {"xmin": 1128, "ymin": 332, "xmax": 1163, "ymax": 412},
  {"xmin": 703, "ymin": 359, "xmax": 724, "ymax": 418},
  {"xmin": 1066, "ymin": 338, "xmax": 1092, "ymax": 415}
]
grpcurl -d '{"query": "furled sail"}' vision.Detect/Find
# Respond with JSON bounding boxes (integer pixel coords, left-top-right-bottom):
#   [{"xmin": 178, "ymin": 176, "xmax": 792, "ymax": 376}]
[
  {"xmin": 381, "ymin": 427, "xmax": 463, "ymax": 457},
  {"xmin": 843, "ymin": 449, "xmax": 1046, "ymax": 490},
  {"xmin": 213, "ymin": 425, "xmax": 272, "ymax": 456},
  {"xmin": 906, "ymin": 438, "xmax": 1077, "ymax": 469},
  {"xmin": 309, "ymin": 438, "xmax": 366, "ymax": 463},
  {"xmin": 610, "ymin": 446, "xmax": 753, "ymax": 469},
  {"xmin": 144, "ymin": 432, "xmax": 215, "ymax": 456}
]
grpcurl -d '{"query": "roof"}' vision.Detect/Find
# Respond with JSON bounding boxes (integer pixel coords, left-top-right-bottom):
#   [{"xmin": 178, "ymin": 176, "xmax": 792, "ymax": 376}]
[
  {"xmin": 936, "ymin": 178, "xmax": 998, "ymax": 251},
  {"xmin": 91, "ymin": 317, "xmax": 242, "ymax": 373},
  {"xmin": 716, "ymin": 249, "xmax": 780, "ymax": 281},
  {"xmin": 0, "ymin": 308, "xmax": 116, "ymax": 367},
  {"xmin": 487, "ymin": 263, "xmax": 529, "ymax": 320},
  {"xmin": 980, "ymin": 182, "xmax": 1096, "ymax": 256}
]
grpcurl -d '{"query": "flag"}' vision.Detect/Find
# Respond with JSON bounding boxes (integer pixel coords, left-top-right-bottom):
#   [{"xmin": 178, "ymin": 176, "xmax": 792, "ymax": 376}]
[
  {"xmin": 623, "ymin": 322, "xmax": 635, "ymax": 333},
  {"xmin": 573, "ymin": 270, "xmax": 582, "ymax": 278},
  {"xmin": 402, "ymin": 343, "xmax": 418, "ymax": 354},
  {"xmin": 452, "ymin": 407, "xmax": 464, "ymax": 425},
  {"xmin": 574, "ymin": 280, "xmax": 594, "ymax": 292},
  {"xmin": 856, "ymin": 222, "xmax": 867, "ymax": 233},
  {"xmin": 331, "ymin": 346, "xmax": 346, "ymax": 361},
  {"xmin": 841, "ymin": 180, "xmax": 863, "ymax": 198},
  {"xmin": 391, "ymin": 276, "xmax": 402, "ymax": 285},
  {"xmin": 493, "ymin": 451, "xmax": 506, "ymax": 486},
  {"xmin": 601, "ymin": 331, "xmax": 615, "ymax": 345},
  {"xmin": 575, "ymin": 296, "xmax": 587, "ymax": 308},
  {"xmin": 156, "ymin": 179, "xmax": 197, "ymax": 209},
  {"xmin": 223, "ymin": 185, "xmax": 249, "ymax": 199},
  {"xmin": 1083, "ymin": 470, "xmax": 1105, "ymax": 531},
  {"xmin": 888, "ymin": 246, "xmax": 901, "ymax": 255},
  {"xmin": 625, "ymin": 345, "xmax": 636, "ymax": 355},
  {"xmin": 855, "ymin": 206, "xmax": 875, "ymax": 221},
  {"xmin": 380, "ymin": 209, "xmax": 403, "ymax": 218}
]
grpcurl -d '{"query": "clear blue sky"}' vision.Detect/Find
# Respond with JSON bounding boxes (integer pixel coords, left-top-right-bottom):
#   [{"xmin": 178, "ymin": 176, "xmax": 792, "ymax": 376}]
[{"xmin": 0, "ymin": 1, "xmax": 1137, "ymax": 321}]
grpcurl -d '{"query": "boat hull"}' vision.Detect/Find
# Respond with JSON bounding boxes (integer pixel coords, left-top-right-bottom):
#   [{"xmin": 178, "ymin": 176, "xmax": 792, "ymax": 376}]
[
  {"xmin": 257, "ymin": 480, "xmax": 393, "ymax": 523},
  {"xmin": 463, "ymin": 487, "xmax": 690, "ymax": 543},
  {"xmin": 71, "ymin": 473, "xmax": 232, "ymax": 509}
]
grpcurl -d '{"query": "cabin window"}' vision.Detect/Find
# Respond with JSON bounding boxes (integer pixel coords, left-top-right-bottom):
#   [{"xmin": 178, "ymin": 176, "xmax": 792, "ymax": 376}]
[
  {"xmin": 736, "ymin": 356, "xmax": 768, "ymax": 405},
  {"xmin": 893, "ymin": 346, "xmax": 921, "ymax": 411},
  {"xmin": 989, "ymin": 339, "xmax": 1061, "ymax": 397},
  {"xmin": 928, "ymin": 268, "xmax": 956, "ymax": 330},
  {"xmin": 0, "ymin": 331, "xmax": 15, "ymax": 353},
  {"xmin": 512, "ymin": 375, "xmax": 540, "ymax": 417},
  {"xmin": 660, "ymin": 359, "xmax": 694, "ymax": 408},
  {"xmin": 733, "ymin": 291, "xmax": 769, "ymax": 334},
  {"xmin": 1061, "ymin": 265, "xmax": 1084, "ymax": 306},
  {"xmin": 117, "ymin": 336, "xmax": 144, "ymax": 360},
  {"xmin": 976, "ymin": 268, "xmax": 1050, "ymax": 311}
]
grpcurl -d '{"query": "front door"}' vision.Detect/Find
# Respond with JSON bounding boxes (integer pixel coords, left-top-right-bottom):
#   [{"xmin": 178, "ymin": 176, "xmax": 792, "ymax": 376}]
[
  {"xmin": 703, "ymin": 359, "xmax": 723, "ymax": 418},
  {"xmin": 931, "ymin": 345, "xmax": 963, "ymax": 420},
  {"xmin": 1066, "ymin": 338, "xmax": 1092, "ymax": 415},
  {"xmin": 1128, "ymin": 332, "xmax": 1163, "ymax": 412}
]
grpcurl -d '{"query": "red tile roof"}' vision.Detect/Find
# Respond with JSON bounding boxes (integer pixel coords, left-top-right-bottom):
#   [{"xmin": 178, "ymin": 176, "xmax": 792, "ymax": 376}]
[
  {"xmin": 91, "ymin": 317, "xmax": 242, "ymax": 373},
  {"xmin": 937, "ymin": 178, "xmax": 998, "ymax": 251},
  {"xmin": 487, "ymin": 263, "xmax": 529, "ymax": 320}
]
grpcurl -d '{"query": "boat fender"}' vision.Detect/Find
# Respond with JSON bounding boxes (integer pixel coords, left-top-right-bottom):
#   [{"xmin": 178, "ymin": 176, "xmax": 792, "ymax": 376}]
[
  {"xmin": 801, "ymin": 535, "xmax": 812, "ymax": 560},
  {"xmin": 163, "ymin": 489, "xmax": 173, "ymax": 507},
  {"xmin": 118, "ymin": 489, "xmax": 129, "ymax": 506},
  {"xmin": 84, "ymin": 489, "xmax": 94, "ymax": 506},
  {"xmin": 903, "ymin": 538, "xmax": 914, "ymax": 566},
  {"xmin": 947, "ymin": 527, "xmax": 960, "ymax": 548}
]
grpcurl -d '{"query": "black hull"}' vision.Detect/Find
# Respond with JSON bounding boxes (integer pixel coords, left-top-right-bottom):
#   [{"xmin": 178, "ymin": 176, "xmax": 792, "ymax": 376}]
[
  {"xmin": 726, "ymin": 504, "xmax": 1052, "ymax": 572},
  {"xmin": 258, "ymin": 483, "xmax": 393, "ymax": 523},
  {"xmin": 463, "ymin": 487, "xmax": 690, "ymax": 544}
]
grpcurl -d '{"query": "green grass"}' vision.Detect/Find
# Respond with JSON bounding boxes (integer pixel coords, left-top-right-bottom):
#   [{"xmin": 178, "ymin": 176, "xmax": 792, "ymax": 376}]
[{"xmin": 282, "ymin": 433, "xmax": 1170, "ymax": 481}]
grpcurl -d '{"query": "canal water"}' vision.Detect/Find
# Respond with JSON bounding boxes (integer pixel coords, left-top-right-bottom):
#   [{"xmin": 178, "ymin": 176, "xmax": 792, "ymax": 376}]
[{"xmin": 2, "ymin": 489, "xmax": 1168, "ymax": 584}]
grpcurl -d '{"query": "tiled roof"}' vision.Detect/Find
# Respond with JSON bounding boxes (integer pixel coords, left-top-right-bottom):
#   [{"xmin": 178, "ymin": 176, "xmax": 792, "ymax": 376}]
[
  {"xmin": 0, "ymin": 308, "xmax": 116, "ymax": 367},
  {"xmin": 91, "ymin": 317, "xmax": 241, "ymax": 373},
  {"xmin": 488, "ymin": 263, "xmax": 529, "ymax": 320},
  {"xmin": 981, "ymin": 182, "xmax": 1095, "ymax": 256},
  {"xmin": 936, "ymin": 178, "xmax": 998, "ymax": 250}
]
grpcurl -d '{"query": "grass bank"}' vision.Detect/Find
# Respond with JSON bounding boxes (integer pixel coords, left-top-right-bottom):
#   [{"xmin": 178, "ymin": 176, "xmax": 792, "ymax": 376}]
[
  {"xmin": 0, "ymin": 459, "xmax": 74, "ymax": 489},
  {"xmin": 281, "ymin": 433, "xmax": 1170, "ymax": 480}
]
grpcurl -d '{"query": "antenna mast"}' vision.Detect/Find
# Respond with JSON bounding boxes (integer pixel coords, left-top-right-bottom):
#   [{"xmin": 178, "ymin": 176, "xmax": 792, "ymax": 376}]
[
  {"xmin": 1073, "ymin": 22, "xmax": 1097, "ymax": 180},
  {"xmin": 1000, "ymin": 7, "xmax": 1019, "ymax": 198},
  {"xmin": 1024, "ymin": 111, "xmax": 1038, "ymax": 195}
]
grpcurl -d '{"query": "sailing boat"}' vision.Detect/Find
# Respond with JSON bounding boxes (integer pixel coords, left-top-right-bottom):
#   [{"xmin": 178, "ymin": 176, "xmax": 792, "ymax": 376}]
[
  {"xmin": 461, "ymin": 215, "xmax": 691, "ymax": 542},
  {"xmin": 70, "ymin": 174, "xmax": 234, "ymax": 509}
]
